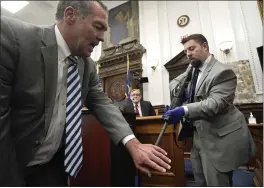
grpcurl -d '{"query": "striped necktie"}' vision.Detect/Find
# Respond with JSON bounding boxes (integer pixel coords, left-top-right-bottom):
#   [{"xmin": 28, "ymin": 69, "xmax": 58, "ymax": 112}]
[{"xmin": 64, "ymin": 55, "xmax": 83, "ymax": 177}]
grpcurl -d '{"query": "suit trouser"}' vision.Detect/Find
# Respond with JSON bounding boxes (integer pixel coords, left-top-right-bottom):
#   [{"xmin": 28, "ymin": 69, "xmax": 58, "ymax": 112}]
[
  {"xmin": 24, "ymin": 147, "xmax": 68, "ymax": 186},
  {"xmin": 191, "ymin": 130, "xmax": 233, "ymax": 187}
]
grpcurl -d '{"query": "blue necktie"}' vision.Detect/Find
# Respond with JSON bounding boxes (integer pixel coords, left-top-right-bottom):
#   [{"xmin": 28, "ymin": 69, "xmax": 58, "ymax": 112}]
[
  {"xmin": 189, "ymin": 68, "xmax": 199, "ymax": 103},
  {"xmin": 64, "ymin": 55, "xmax": 83, "ymax": 177}
]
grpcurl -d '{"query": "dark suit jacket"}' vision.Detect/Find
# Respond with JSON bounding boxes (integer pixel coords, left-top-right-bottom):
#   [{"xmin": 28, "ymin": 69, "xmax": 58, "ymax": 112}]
[
  {"xmin": 0, "ymin": 16, "xmax": 133, "ymax": 186},
  {"xmin": 123, "ymin": 101, "xmax": 156, "ymax": 116}
]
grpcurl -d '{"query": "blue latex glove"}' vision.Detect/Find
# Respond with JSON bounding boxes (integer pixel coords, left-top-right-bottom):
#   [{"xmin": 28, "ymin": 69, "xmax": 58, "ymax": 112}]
[
  {"xmin": 164, "ymin": 105, "xmax": 169, "ymax": 113},
  {"xmin": 162, "ymin": 106, "xmax": 185, "ymax": 124}
]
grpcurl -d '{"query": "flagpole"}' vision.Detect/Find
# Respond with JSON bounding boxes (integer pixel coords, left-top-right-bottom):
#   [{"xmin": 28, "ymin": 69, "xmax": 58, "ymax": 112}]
[
  {"xmin": 125, "ymin": 54, "xmax": 130, "ymax": 99},
  {"xmin": 126, "ymin": 53, "xmax": 130, "ymax": 74},
  {"xmin": 96, "ymin": 61, "xmax": 100, "ymax": 74}
]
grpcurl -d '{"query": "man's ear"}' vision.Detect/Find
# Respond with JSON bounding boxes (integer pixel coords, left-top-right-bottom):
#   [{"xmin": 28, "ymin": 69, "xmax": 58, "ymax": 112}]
[
  {"xmin": 64, "ymin": 6, "xmax": 78, "ymax": 25},
  {"xmin": 202, "ymin": 42, "xmax": 209, "ymax": 51}
]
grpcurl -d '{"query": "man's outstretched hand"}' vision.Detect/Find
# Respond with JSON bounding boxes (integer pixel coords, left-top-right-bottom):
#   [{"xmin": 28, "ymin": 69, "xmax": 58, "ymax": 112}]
[{"xmin": 125, "ymin": 138, "xmax": 171, "ymax": 177}]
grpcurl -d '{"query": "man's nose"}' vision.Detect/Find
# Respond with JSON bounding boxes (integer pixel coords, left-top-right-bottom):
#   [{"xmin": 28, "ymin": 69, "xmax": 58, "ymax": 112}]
[
  {"xmin": 97, "ymin": 32, "xmax": 105, "ymax": 42},
  {"xmin": 186, "ymin": 51, "xmax": 192, "ymax": 57}
]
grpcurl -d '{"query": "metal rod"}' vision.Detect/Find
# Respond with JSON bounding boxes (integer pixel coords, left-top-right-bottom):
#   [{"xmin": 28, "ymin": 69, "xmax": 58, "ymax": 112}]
[{"xmin": 155, "ymin": 122, "xmax": 169, "ymax": 146}]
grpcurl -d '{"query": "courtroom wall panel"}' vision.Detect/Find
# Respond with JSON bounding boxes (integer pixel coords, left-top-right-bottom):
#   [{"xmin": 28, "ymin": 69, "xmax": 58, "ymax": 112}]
[{"xmin": 70, "ymin": 112, "xmax": 111, "ymax": 186}]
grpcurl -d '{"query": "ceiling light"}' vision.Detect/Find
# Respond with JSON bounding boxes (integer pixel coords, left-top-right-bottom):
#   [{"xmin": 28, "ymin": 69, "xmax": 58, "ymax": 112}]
[{"xmin": 1, "ymin": 1, "xmax": 29, "ymax": 14}]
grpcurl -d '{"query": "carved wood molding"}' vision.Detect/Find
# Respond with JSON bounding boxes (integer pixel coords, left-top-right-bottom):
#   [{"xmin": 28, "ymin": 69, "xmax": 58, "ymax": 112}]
[
  {"xmin": 107, "ymin": 77, "xmax": 126, "ymax": 101},
  {"xmin": 258, "ymin": 0, "xmax": 263, "ymax": 23},
  {"xmin": 97, "ymin": 39, "xmax": 146, "ymax": 78},
  {"xmin": 153, "ymin": 105, "xmax": 166, "ymax": 116},
  {"xmin": 235, "ymin": 103, "xmax": 263, "ymax": 123},
  {"xmin": 164, "ymin": 50, "xmax": 189, "ymax": 81}
]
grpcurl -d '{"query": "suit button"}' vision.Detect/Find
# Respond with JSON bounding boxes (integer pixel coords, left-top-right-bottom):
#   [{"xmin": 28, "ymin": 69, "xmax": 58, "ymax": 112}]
[{"xmin": 35, "ymin": 141, "xmax": 40, "ymax": 146}]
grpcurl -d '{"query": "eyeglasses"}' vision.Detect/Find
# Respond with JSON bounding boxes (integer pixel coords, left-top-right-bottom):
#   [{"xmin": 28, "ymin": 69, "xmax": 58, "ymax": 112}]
[{"xmin": 131, "ymin": 93, "xmax": 140, "ymax": 97}]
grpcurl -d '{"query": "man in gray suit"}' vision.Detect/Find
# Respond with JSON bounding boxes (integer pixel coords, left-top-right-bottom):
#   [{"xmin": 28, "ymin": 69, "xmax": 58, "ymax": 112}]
[
  {"xmin": 0, "ymin": 1, "xmax": 171, "ymax": 186},
  {"xmin": 163, "ymin": 34, "xmax": 256, "ymax": 186}
]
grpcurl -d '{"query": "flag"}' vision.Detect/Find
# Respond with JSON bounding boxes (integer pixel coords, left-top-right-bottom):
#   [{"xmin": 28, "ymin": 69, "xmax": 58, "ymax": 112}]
[{"xmin": 125, "ymin": 53, "xmax": 132, "ymax": 103}]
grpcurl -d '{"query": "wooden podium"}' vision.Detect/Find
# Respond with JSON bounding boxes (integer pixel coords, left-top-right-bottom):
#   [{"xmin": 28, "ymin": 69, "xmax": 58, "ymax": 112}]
[
  {"xmin": 70, "ymin": 111, "xmax": 111, "ymax": 186},
  {"xmin": 70, "ymin": 111, "xmax": 137, "ymax": 187},
  {"xmin": 110, "ymin": 113, "xmax": 137, "ymax": 187},
  {"xmin": 135, "ymin": 116, "xmax": 185, "ymax": 187},
  {"xmin": 70, "ymin": 112, "xmax": 185, "ymax": 187}
]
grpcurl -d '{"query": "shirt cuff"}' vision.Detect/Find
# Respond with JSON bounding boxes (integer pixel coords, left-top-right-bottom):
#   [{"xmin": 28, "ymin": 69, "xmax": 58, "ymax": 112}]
[
  {"xmin": 182, "ymin": 106, "xmax": 188, "ymax": 115},
  {"xmin": 122, "ymin": 134, "xmax": 136, "ymax": 145}
]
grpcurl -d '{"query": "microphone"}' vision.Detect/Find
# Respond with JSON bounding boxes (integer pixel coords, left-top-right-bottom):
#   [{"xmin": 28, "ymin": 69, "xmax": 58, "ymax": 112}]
[
  {"xmin": 155, "ymin": 59, "xmax": 202, "ymax": 146},
  {"xmin": 155, "ymin": 65, "xmax": 193, "ymax": 146}
]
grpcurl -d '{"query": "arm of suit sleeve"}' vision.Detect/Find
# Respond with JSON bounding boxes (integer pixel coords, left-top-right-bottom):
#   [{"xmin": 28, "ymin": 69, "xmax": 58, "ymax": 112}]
[
  {"xmin": 122, "ymin": 104, "xmax": 128, "ymax": 114},
  {"xmin": 0, "ymin": 18, "xmax": 24, "ymax": 186},
  {"xmin": 182, "ymin": 106, "xmax": 188, "ymax": 115},
  {"xmin": 186, "ymin": 69, "xmax": 237, "ymax": 120},
  {"xmin": 84, "ymin": 63, "xmax": 134, "ymax": 145}
]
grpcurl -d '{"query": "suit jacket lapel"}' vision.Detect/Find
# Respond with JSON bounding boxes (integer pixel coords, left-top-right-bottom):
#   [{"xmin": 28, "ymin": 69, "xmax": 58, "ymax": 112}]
[
  {"xmin": 140, "ymin": 101, "xmax": 146, "ymax": 116},
  {"xmin": 195, "ymin": 55, "xmax": 216, "ymax": 94},
  {"xmin": 77, "ymin": 57, "xmax": 84, "ymax": 86},
  {"xmin": 41, "ymin": 25, "xmax": 58, "ymax": 130}
]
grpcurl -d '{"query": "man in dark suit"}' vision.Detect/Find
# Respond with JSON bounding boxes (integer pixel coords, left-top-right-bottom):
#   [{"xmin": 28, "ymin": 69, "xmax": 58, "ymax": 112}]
[
  {"xmin": 123, "ymin": 89, "xmax": 156, "ymax": 116},
  {"xmin": 0, "ymin": 1, "xmax": 171, "ymax": 186},
  {"xmin": 163, "ymin": 34, "xmax": 256, "ymax": 186}
]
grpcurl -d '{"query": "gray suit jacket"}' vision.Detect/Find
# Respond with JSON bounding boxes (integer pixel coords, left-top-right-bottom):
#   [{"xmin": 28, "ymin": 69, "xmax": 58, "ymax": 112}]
[
  {"xmin": 170, "ymin": 55, "xmax": 256, "ymax": 172},
  {"xmin": 0, "ymin": 16, "xmax": 133, "ymax": 186}
]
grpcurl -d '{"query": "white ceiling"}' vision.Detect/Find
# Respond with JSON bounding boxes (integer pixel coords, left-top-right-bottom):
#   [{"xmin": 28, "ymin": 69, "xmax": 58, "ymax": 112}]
[{"xmin": 1, "ymin": 1, "xmax": 128, "ymax": 25}]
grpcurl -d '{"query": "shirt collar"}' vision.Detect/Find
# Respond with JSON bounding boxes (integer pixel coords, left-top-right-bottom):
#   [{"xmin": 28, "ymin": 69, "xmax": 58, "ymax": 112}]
[
  {"xmin": 199, "ymin": 54, "xmax": 212, "ymax": 73},
  {"xmin": 133, "ymin": 102, "xmax": 140, "ymax": 107},
  {"xmin": 54, "ymin": 25, "xmax": 71, "ymax": 63}
]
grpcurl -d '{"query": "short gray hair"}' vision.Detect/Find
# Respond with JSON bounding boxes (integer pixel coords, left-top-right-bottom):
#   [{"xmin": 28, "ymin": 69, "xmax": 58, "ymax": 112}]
[{"xmin": 55, "ymin": 0, "xmax": 108, "ymax": 20}]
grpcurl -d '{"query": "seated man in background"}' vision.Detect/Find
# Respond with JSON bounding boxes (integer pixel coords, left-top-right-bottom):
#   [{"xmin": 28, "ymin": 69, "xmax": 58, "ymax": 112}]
[{"xmin": 123, "ymin": 89, "xmax": 156, "ymax": 116}]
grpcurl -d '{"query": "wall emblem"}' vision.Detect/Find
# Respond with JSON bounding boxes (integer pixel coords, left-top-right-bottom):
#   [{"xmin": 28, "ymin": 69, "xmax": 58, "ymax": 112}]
[
  {"xmin": 177, "ymin": 15, "xmax": 190, "ymax": 27},
  {"xmin": 108, "ymin": 78, "xmax": 126, "ymax": 101}
]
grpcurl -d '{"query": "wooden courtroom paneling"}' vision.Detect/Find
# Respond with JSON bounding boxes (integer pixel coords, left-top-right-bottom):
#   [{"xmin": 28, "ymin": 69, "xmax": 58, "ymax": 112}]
[
  {"xmin": 135, "ymin": 116, "xmax": 185, "ymax": 187},
  {"xmin": 110, "ymin": 113, "xmax": 137, "ymax": 187},
  {"xmin": 70, "ymin": 111, "xmax": 111, "ymax": 186}
]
